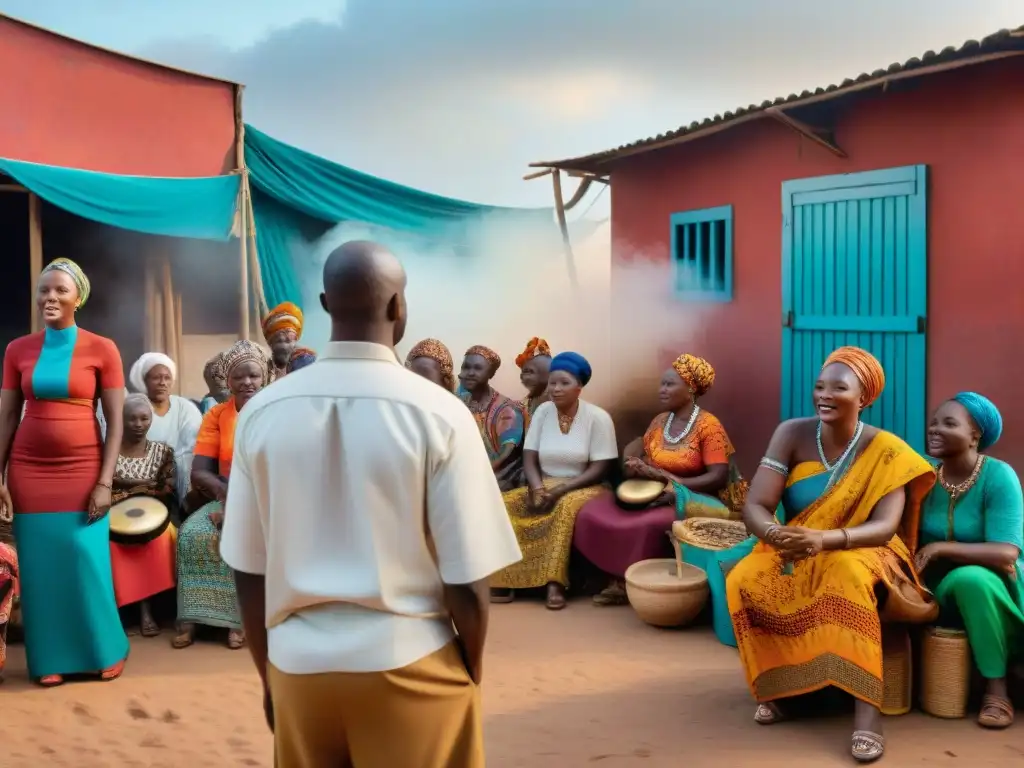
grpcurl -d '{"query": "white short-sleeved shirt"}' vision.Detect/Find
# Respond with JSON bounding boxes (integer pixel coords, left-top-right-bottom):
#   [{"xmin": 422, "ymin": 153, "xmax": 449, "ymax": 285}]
[
  {"xmin": 220, "ymin": 341, "xmax": 522, "ymax": 675},
  {"xmin": 523, "ymin": 399, "xmax": 618, "ymax": 478}
]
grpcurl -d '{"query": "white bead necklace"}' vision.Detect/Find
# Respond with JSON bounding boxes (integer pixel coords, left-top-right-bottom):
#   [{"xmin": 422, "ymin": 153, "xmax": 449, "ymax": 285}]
[
  {"xmin": 816, "ymin": 419, "xmax": 863, "ymax": 475},
  {"xmin": 664, "ymin": 406, "xmax": 700, "ymax": 445}
]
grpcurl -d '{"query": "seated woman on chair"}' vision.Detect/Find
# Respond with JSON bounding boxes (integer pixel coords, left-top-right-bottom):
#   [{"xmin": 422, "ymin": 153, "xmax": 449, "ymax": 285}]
[
  {"xmin": 727, "ymin": 346, "xmax": 935, "ymax": 764},
  {"xmin": 917, "ymin": 392, "xmax": 1023, "ymax": 729},
  {"xmin": 574, "ymin": 353, "xmax": 746, "ymax": 606}
]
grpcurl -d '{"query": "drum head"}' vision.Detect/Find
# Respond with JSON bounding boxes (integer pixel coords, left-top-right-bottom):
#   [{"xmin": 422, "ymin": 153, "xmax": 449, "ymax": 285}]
[
  {"xmin": 109, "ymin": 496, "xmax": 170, "ymax": 545},
  {"xmin": 616, "ymin": 479, "xmax": 669, "ymax": 507}
]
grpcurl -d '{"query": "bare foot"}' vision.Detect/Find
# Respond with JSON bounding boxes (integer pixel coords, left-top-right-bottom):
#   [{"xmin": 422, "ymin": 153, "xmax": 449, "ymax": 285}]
[
  {"xmin": 140, "ymin": 602, "xmax": 160, "ymax": 638},
  {"xmin": 545, "ymin": 583, "xmax": 567, "ymax": 610}
]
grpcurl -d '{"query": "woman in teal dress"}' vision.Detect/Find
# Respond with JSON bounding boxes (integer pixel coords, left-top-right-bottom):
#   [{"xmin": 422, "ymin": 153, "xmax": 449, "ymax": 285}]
[{"xmin": 917, "ymin": 392, "xmax": 1023, "ymax": 729}]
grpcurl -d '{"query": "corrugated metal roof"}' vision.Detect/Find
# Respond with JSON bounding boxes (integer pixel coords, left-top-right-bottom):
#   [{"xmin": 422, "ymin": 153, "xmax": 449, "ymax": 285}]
[{"xmin": 531, "ymin": 25, "xmax": 1024, "ymax": 173}]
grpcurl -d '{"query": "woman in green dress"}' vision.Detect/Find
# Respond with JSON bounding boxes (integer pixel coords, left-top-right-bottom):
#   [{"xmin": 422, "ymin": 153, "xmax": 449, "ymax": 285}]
[{"xmin": 917, "ymin": 391, "xmax": 1023, "ymax": 729}]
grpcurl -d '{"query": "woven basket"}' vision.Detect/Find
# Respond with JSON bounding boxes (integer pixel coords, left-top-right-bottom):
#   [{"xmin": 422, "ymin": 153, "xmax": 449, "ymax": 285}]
[
  {"xmin": 921, "ymin": 627, "xmax": 971, "ymax": 719},
  {"xmin": 881, "ymin": 626, "xmax": 912, "ymax": 715},
  {"xmin": 672, "ymin": 518, "xmax": 748, "ymax": 551},
  {"xmin": 624, "ymin": 558, "xmax": 709, "ymax": 628}
]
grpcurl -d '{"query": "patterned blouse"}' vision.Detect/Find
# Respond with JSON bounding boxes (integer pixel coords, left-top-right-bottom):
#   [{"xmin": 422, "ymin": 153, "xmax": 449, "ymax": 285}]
[{"xmin": 111, "ymin": 440, "xmax": 176, "ymax": 506}]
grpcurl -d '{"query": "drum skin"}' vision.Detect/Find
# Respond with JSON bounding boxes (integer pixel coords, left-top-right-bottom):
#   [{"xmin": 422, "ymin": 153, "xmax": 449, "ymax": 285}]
[{"xmin": 108, "ymin": 496, "xmax": 171, "ymax": 546}]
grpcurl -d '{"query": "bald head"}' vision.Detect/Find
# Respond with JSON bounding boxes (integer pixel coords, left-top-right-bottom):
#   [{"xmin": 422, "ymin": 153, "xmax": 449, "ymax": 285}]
[{"xmin": 320, "ymin": 240, "xmax": 409, "ymax": 346}]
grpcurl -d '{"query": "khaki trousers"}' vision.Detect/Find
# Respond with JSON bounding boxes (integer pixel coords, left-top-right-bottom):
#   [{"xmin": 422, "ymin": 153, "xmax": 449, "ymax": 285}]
[{"xmin": 268, "ymin": 642, "xmax": 484, "ymax": 768}]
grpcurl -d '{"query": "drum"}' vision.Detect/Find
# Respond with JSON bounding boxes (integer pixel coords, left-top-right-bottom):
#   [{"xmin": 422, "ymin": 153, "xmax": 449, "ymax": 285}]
[
  {"xmin": 108, "ymin": 496, "xmax": 171, "ymax": 545},
  {"xmin": 615, "ymin": 479, "xmax": 668, "ymax": 509}
]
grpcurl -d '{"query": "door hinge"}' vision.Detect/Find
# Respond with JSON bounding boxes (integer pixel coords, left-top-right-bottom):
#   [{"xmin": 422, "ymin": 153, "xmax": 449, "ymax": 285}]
[
  {"xmin": 782, "ymin": 311, "xmax": 793, "ymax": 328},
  {"xmin": 916, "ymin": 316, "xmax": 926, "ymax": 333}
]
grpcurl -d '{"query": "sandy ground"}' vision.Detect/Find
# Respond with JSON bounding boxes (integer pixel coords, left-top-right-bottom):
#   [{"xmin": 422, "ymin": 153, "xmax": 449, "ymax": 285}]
[{"xmin": 1, "ymin": 601, "xmax": 1021, "ymax": 767}]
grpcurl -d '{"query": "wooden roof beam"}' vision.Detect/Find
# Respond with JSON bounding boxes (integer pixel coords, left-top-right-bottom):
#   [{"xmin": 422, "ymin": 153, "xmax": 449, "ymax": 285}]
[{"xmin": 766, "ymin": 107, "xmax": 846, "ymax": 158}]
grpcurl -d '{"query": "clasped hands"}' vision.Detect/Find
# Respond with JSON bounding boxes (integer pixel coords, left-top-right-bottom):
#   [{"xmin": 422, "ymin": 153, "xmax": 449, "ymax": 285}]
[
  {"xmin": 528, "ymin": 483, "xmax": 567, "ymax": 513},
  {"xmin": 764, "ymin": 524, "xmax": 825, "ymax": 563}
]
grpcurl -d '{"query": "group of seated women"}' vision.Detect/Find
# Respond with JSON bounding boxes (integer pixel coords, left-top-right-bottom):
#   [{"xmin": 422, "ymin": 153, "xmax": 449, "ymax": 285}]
[{"xmin": 405, "ymin": 337, "xmax": 1023, "ymax": 762}]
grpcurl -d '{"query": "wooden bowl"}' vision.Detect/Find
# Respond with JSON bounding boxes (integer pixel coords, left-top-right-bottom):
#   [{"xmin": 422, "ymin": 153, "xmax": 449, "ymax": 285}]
[
  {"xmin": 616, "ymin": 479, "xmax": 668, "ymax": 508},
  {"xmin": 624, "ymin": 558, "xmax": 709, "ymax": 628}
]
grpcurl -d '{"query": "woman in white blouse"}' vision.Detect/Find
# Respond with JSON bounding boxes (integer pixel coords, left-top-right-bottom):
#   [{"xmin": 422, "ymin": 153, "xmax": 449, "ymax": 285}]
[
  {"xmin": 491, "ymin": 351, "xmax": 618, "ymax": 609},
  {"xmin": 127, "ymin": 353, "xmax": 203, "ymax": 509}
]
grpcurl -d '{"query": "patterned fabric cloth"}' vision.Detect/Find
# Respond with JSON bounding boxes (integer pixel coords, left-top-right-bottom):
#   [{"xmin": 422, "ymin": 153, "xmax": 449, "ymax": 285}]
[
  {"xmin": 41, "ymin": 258, "xmax": 91, "ymax": 306},
  {"xmin": 111, "ymin": 441, "xmax": 175, "ymax": 503},
  {"xmin": 464, "ymin": 345, "xmax": 501, "ymax": 372},
  {"xmin": 406, "ymin": 338, "xmax": 456, "ymax": 391},
  {"xmin": 176, "ymin": 501, "xmax": 241, "ymax": 629},
  {"xmin": 515, "ymin": 337, "xmax": 551, "ymax": 368},
  {"xmin": 0, "ymin": 542, "xmax": 19, "ymax": 674},
  {"xmin": 822, "ymin": 346, "xmax": 885, "ymax": 406},
  {"xmin": 726, "ymin": 431, "xmax": 934, "ymax": 710},
  {"xmin": 262, "ymin": 301, "xmax": 304, "ymax": 340},
  {"xmin": 459, "ymin": 389, "xmax": 525, "ymax": 492},
  {"xmin": 670, "ymin": 354, "xmax": 715, "ymax": 398},
  {"xmin": 222, "ymin": 339, "xmax": 269, "ymax": 382},
  {"xmin": 491, "ymin": 482, "xmax": 606, "ymax": 589}
]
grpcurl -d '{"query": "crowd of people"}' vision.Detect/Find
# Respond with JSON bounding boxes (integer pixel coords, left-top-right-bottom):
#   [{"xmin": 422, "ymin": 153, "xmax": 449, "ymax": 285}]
[{"xmin": 0, "ymin": 247, "xmax": 1020, "ymax": 766}]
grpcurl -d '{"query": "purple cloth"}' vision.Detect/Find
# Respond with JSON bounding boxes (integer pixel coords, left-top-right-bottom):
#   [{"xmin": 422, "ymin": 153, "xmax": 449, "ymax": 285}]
[{"xmin": 573, "ymin": 491, "xmax": 676, "ymax": 578}]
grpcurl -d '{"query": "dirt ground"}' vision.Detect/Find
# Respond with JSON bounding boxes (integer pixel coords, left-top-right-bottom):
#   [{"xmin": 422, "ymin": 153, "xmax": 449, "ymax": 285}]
[{"xmin": 1, "ymin": 601, "xmax": 1020, "ymax": 767}]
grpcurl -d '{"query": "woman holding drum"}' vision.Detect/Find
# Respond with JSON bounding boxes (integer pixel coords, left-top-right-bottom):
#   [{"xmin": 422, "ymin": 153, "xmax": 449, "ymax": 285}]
[
  {"xmin": 574, "ymin": 354, "xmax": 747, "ymax": 606},
  {"xmin": 174, "ymin": 340, "xmax": 268, "ymax": 650},
  {"xmin": 108, "ymin": 393, "xmax": 178, "ymax": 637}
]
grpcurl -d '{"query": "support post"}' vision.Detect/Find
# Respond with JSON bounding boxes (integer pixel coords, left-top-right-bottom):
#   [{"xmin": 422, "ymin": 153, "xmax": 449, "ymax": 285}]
[
  {"xmin": 551, "ymin": 170, "xmax": 579, "ymax": 290},
  {"xmin": 234, "ymin": 84, "xmax": 250, "ymax": 341},
  {"xmin": 28, "ymin": 193, "xmax": 43, "ymax": 333}
]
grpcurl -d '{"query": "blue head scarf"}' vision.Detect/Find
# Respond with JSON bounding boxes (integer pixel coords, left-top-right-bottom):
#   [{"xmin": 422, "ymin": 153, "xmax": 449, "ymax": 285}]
[
  {"xmin": 549, "ymin": 351, "xmax": 592, "ymax": 387},
  {"xmin": 952, "ymin": 391, "xmax": 1003, "ymax": 451}
]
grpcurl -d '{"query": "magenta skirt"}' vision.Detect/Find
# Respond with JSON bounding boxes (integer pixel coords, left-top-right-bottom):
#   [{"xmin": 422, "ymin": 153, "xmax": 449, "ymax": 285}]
[{"xmin": 573, "ymin": 491, "xmax": 676, "ymax": 578}]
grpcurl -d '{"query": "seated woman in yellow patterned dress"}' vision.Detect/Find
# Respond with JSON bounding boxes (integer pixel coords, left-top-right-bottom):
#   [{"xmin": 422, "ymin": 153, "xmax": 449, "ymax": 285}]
[
  {"xmin": 491, "ymin": 352, "xmax": 617, "ymax": 610},
  {"xmin": 727, "ymin": 347, "xmax": 935, "ymax": 764},
  {"xmin": 574, "ymin": 353, "xmax": 746, "ymax": 606}
]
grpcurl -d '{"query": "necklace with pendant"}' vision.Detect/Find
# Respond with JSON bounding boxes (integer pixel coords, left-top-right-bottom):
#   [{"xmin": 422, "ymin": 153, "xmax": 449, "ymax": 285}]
[
  {"xmin": 938, "ymin": 455, "xmax": 984, "ymax": 540},
  {"xmin": 663, "ymin": 406, "xmax": 700, "ymax": 445}
]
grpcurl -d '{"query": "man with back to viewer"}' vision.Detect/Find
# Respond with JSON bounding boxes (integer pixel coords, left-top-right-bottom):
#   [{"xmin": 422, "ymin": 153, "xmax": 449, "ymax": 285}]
[{"xmin": 219, "ymin": 240, "xmax": 522, "ymax": 768}]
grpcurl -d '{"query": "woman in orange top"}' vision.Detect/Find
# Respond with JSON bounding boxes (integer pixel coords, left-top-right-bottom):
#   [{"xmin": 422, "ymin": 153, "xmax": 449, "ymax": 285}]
[
  {"xmin": 173, "ymin": 340, "xmax": 268, "ymax": 651},
  {"xmin": 574, "ymin": 354, "xmax": 746, "ymax": 605}
]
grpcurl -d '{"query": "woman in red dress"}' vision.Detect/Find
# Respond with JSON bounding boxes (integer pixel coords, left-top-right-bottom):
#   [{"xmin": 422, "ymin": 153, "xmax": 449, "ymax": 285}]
[{"xmin": 0, "ymin": 258, "xmax": 128, "ymax": 686}]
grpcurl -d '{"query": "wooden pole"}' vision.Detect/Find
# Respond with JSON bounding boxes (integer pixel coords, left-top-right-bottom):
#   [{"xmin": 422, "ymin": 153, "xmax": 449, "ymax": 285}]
[
  {"xmin": 28, "ymin": 193, "xmax": 43, "ymax": 333},
  {"xmin": 173, "ymin": 291, "xmax": 183, "ymax": 395},
  {"xmin": 551, "ymin": 170, "xmax": 579, "ymax": 290},
  {"xmin": 161, "ymin": 256, "xmax": 175, "ymax": 360},
  {"xmin": 234, "ymin": 84, "xmax": 250, "ymax": 341}
]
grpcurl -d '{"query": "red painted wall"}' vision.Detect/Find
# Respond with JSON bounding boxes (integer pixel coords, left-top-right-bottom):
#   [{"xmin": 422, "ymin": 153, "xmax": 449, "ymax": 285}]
[
  {"xmin": 0, "ymin": 17, "xmax": 236, "ymax": 176},
  {"xmin": 609, "ymin": 56, "xmax": 1024, "ymax": 473}
]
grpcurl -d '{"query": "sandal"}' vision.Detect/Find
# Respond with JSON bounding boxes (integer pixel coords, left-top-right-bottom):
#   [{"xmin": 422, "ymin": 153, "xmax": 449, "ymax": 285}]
[
  {"xmin": 754, "ymin": 702, "xmax": 786, "ymax": 725},
  {"xmin": 978, "ymin": 694, "xmax": 1014, "ymax": 729},
  {"xmin": 38, "ymin": 674, "xmax": 64, "ymax": 687},
  {"xmin": 851, "ymin": 730, "xmax": 885, "ymax": 763},
  {"xmin": 490, "ymin": 588, "xmax": 515, "ymax": 604},
  {"xmin": 227, "ymin": 630, "xmax": 246, "ymax": 650},
  {"xmin": 545, "ymin": 584, "xmax": 567, "ymax": 611},
  {"xmin": 101, "ymin": 659, "xmax": 126, "ymax": 681},
  {"xmin": 171, "ymin": 625, "xmax": 195, "ymax": 649},
  {"xmin": 592, "ymin": 584, "xmax": 628, "ymax": 607}
]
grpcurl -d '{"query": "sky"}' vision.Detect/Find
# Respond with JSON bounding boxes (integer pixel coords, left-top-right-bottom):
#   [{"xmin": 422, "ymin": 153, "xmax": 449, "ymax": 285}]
[{"xmin": 0, "ymin": 0, "xmax": 1020, "ymax": 212}]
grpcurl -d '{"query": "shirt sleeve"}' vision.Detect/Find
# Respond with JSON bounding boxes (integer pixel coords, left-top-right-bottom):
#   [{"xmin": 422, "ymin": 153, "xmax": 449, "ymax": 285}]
[
  {"xmin": 98, "ymin": 337, "xmax": 126, "ymax": 390},
  {"xmin": 194, "ymin": 406, "xmax": 222, "ymax": 460},
  {"xmin": 982, "ymin": 460, "xmax": 1024, "ymax": 550},
  {"xmin": 496, "ymin": 402, "xmax": 525, "ymax": 448},
  {"xmin": 427, "ymin": 410, "xmax": 522, "ymax": 585},
  {"xmin": 2, "ymin": 342, "xmax": 18, "ymax": 391},
  {"xmin": 698, "ymin": 413, "xmax": 732, "ymax": 466},
  {"xmin": 524, "ymin": 402, "xmax": 549, "ymax": 451},
  {"xmin": 220, "ymin": 419, "xmax": 267, "ymax": 575},
  {"xmin": 587, "ymin": 405, "xmax": 619, "ymax": 461},
  {"xmin": 175, "ymin": 398, "xmax": 203, "ymax": 498}
]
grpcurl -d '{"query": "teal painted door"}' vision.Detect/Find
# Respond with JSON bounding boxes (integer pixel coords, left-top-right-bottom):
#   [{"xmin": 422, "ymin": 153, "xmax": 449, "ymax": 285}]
[{"xmin": 780, "ymin": 165, "xmax": 928, "ymax": 451}]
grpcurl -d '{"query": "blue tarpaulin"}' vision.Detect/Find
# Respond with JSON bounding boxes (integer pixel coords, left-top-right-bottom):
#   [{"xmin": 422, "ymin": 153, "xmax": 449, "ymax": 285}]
[
  {"xmin": 244, "ymin": 124, "xmax": 554, "ymax": 308},
  {"xmin": 0, "ymin": 158, "xmax": 240, "ymax": 241}
]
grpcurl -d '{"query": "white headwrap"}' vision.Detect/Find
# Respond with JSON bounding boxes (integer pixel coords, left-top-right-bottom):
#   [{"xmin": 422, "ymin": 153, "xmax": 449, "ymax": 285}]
[{"xmin": 129, "ymin": 352, "xmax": 177, "ymax": 394}]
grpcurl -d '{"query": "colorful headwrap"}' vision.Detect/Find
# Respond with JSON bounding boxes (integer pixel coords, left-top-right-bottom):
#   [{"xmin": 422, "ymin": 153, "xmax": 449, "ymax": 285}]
[
  {"xmin": 128, "ymin": 352, "xmax": 177, "ymax": 394},
  {"xmin": 287, "ymin": 347, "xmax": 318, "ymax": 374},
  {"xmin": 549, "ymin": 351, "xmax": 593, "ymax": 387},
  {"xmin": 41, "ymin": 258, "xmax": 91, "ymax": 307},
  {"xmin": 406, "ymin": 338, "xmax": 456, "ymax": 391},
  {"xmin": 515, "ymin": 337, "xmax": 552, "ymax": 368},
  {"xmin": 222, "ymin": 339, "xmax": 269, "ymax": 382},
  {"xmin": 671, "ymin": 353, "xmax": 715, "ymax": 399},
  {"xmin": 952, "ymin": 391, "xmax": 1003, "ymax": 451},
  {"xmin": 464, "ymin": 345, "xmax": 501, "ymax": 372},
  {"xmin": 203, "ymin": 353, "xmax": 227, "ymax": 390},
  {"xmin": 821, "ymin": 346, "xmax": 885, "ymax": 407},
  {"xmin": 262, "ymin": 301, "xmax": 304, "ymax": 340}
]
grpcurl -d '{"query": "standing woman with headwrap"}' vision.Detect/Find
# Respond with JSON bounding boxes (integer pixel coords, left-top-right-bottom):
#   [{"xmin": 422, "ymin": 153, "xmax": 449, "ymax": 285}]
[
  {"xmin": 0, "ymin": 258, "xmax": 129, "ymax": 686},
  {"xmin": 128, "ymin": 352, "xmax": 202, "ymax": 507},
  {"xmin": 199, "ymin": 353, "xmax": 229, "ymax": 415},
  {"xmin": 174, "ymin": 340, "xmax": 268, "ymax": 651},
  {"xmin": 917, "ymin": 392, "xmax": 1023, "ymax": 729},
  {"xmin": 491, "ymin": 351, "xmax": 618, "ymax": 609},
  {"xmin": 574, "ymin": 353, "xmax": 748, "ymax": 606},
  {"xmin": 728, "ymin": 346, "xmax": 936, "ymax": 763},
  {"xmin": 262, "ymin": 301, "xmax": 317, "ymax": 381}
]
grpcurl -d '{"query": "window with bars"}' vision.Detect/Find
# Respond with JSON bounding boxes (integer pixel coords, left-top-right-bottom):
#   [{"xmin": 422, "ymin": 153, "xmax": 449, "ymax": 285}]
[{"xmin": 670, "ymin": 205, "xmax": 734, "ymax": 301}]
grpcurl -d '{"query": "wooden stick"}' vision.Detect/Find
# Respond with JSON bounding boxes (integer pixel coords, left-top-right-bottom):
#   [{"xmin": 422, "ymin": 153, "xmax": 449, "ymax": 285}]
[
  {"xmin": 173, "ymin": 290, "xmax": 183, "ymax": 395},
  {"xmin": 28, "ymin": 193, "xmax": 42, "ymax": 333},
  {"xmin": 562, "ymin": 176, "xmax": 593, "ymax": 211},
  {"xmin": 0, "ymin": 183, "xmax": 27, "ymax": 193},
  {"xmin": 161, "ymin": 256, "xmax": 175, "ymax": 362},
  {"xmin": 234, "ymin": 84, "xmax": 250, "ymax": 341},
  {"xmin": 523, "ymin": 168, "xmax": 553, "ymax": 181},
  {"xmin": 551, "ymin": 170, "xmax": 579, "ymax": 290}
]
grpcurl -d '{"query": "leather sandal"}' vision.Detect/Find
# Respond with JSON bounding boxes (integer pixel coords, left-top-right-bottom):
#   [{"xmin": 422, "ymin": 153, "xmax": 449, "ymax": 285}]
[
  {"xmin": 101, "ymin": 659, "xmax": 126, "ymax": 681},
  {"xmin": 490, "ymin": 588, "xmax": 515, "ymax": 604},
  {"xmin": 171, "ymin": 625, "xmax": 195, "ymax": 649},
  {"xmin": 227, "ymin": 630, "xmax": 246, "ymax": 650},
  {"xmin": 38, "ymin": 674, "xmax": 64, "ymax": 687},
  {"xmin": 978, "ymin": 694, "xmax": 1014, "ymax": 729},
  {"xmin": 754, "ymin": 702, "xmax": 785, "ymax": 725},
  {"xmin": 851, "ymin": 730, "xmax": 885, "ymax": 763},
  {"xmin": 545, "ymin": 584, "xmax": 567, "ymax": 610}
]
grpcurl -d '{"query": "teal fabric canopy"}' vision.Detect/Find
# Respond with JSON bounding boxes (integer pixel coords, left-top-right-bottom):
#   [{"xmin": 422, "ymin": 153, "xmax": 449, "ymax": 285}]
[
  {"xmin": 245, "ymin": 124, "xmax": 554, "ymax": 308},
  {"xmin": 0, "ymin": 157, "xmax": 240, "ymax": 241}
]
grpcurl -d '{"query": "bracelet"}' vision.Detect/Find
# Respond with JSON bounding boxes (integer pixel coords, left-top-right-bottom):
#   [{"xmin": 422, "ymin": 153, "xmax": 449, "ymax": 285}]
[
  {"xmin": 95, "ymin": 481, "xmax": 112, "ymax": 490},
  {"xmin": 841, "ymin": 528, "xmax": 852, "ymax": 550},
  {"xmin": 764, "ymin": 524, "xmax": 780, "ymax": 544}
]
